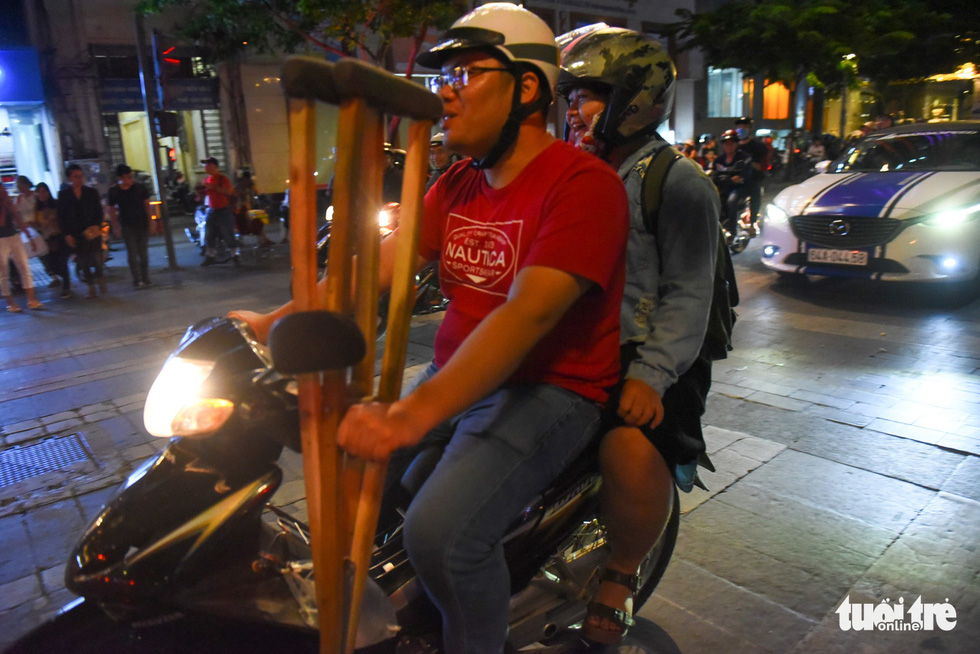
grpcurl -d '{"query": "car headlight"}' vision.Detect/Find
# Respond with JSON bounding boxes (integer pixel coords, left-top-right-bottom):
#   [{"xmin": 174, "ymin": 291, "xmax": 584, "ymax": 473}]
[
  {"xmin": 766, "ymin": 204, "xmax": 790, "ymax": 225},
  {"xmin": 923, "ymin": 203, "xmax": 980, "ymax": 227},
  {"xmin": 143, "ymin": 357, "xmax": 233, "ymax": 437}
]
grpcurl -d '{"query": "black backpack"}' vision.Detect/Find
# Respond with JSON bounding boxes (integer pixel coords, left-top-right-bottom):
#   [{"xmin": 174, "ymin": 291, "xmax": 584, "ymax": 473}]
[{"xmin": 639, "ymin": 144, "xmax": 739, "ymax": 360}]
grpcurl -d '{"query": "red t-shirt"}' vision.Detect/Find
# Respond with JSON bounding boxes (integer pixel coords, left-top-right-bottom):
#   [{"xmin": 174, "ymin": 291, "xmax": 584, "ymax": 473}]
[
  {"xmin": 420, "ymin": 140, "xmax": 628, "ymax": 404},
  {"xmin": 205, "ymin": 173, "xmax": 233, "ymax": 209}
]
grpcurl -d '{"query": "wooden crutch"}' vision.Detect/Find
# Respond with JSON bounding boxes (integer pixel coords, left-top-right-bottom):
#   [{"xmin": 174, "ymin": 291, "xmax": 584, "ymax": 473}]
[
  {"xmin": 327, "ymin": 59, "xmax": 439, "ymax": 654},
  {"xmin": 278, "ymin": 55, "xmax": 442, "ymax": 654}
]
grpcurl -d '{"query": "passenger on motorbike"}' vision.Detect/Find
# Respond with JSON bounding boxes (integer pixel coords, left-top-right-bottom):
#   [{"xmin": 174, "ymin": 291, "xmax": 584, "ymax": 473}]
[
  {"xmin": 559, "ymin": 27, "xmax": 719, "ymax": 645},
  {"xmin": 231, "ymin": 4, "xmax": 629, "ymax": 652},
  {"xmin": 709, "ymin": 129, "xmax": 753, "ymax": 235}
]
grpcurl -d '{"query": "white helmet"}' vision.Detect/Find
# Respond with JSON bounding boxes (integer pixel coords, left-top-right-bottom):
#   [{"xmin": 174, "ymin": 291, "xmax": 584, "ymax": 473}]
[{"xmin": 416, "ymin": 2, "xmax": 559, "ymax": 102}]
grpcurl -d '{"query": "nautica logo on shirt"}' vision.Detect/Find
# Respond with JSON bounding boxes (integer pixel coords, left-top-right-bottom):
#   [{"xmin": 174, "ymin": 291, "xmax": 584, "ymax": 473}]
[{"xmin": 443, "ymin": 215, "xmax": 520, "ymax": 294}]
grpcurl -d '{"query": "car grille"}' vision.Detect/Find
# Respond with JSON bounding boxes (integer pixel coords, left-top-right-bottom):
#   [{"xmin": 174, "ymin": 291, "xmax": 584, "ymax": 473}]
[{"xmin": 790, "ymin": 215, "xmax": 903, "ymax": 249}]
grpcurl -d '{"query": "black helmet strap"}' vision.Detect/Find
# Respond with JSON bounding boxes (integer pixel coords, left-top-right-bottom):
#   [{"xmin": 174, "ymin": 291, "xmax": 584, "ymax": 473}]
[{"xmin": 473, "ymin": 65, "xmax": 547, "ymax": 170}]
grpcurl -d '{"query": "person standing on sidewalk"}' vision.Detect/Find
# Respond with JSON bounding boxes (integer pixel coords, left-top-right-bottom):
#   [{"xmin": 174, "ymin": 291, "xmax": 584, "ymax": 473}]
[
  {"xmin": 200, "ymin": 157, "xmax": 238, "ymax": 267},
  {"xmin": 107, "ymin": 164, "xmax": 153, "ymax": 288},
  {"xmin": 0, "ymin": 185, "xmax": 44, "ymax": 312},
  {"xmin": 58, "ymin": 164, "xmax": 106, "ymax": 299},
  {"xmin": 33, "ymin": 182, "xmax": 71, "ymax": 298}
]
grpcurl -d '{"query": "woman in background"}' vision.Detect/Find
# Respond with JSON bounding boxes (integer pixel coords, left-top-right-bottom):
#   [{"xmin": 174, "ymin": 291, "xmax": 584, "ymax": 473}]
[{"xmin": 0, "ymin": 185, "xmax": 43, "ymax": 312}]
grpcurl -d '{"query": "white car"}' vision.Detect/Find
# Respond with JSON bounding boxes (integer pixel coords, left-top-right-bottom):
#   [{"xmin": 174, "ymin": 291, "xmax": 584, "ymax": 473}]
[{"xmin": 761, "ymin": 122, "xmax": 980, "ymax": 282}]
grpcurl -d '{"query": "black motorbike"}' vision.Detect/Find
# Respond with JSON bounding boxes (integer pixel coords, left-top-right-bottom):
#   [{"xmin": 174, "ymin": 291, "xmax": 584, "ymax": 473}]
[
  {"xmin": 708, "ymin": 162, "xmax": 755, "ymax": 254},
  {"xmin": 9, "ymin": 314, "xmax": 678, "ymax": 653}
]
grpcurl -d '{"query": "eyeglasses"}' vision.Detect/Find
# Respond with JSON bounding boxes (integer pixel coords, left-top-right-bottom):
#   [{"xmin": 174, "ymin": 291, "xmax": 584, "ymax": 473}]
[{"xmin": 428, "ymin": 65, "xmax": 511, "ymax": 94}]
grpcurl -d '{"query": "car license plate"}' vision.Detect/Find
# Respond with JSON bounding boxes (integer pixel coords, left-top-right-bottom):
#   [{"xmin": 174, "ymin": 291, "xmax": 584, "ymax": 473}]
[{"xmin": 807, "ymin": 248, "xmax": 868, "ymax": 266}]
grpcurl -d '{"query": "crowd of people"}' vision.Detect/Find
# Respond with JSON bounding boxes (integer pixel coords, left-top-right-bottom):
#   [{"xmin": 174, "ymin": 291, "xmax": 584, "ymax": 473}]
[{"xmin": 1, "ymin": 154, "xmax": 280, "ymax": 312}]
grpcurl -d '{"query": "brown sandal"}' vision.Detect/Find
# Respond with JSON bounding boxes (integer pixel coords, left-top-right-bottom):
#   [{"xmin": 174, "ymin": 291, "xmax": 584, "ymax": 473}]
[{"xmin": 582, "ymin": 568, "xmax": 639, "ymax": 645}]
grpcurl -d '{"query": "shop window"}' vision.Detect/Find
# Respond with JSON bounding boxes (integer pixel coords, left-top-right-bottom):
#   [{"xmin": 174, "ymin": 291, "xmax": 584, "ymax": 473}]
[
  {"xmin": 763, "ymin": 81, "xmax": 790, "ymax": 120},
  {"xmin": 708, "ymin": 67, "xmax": 744, "ymax": 117}
]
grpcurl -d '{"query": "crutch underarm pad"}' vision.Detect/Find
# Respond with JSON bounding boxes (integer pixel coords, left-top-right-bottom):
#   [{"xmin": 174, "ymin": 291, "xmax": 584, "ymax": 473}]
[
  {"xmin": 281, "ymin": 56, "xmax": 443, "ymax": 122},
  {"xmin": 280, "ymin": 56, "xmax": 341, "ymax": 104}
]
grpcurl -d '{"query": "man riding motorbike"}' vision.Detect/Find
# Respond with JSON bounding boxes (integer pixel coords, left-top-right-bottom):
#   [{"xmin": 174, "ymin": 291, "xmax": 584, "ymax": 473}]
[
  {"xmin": 559, "ymin": 26, "xmax": 719, "ymax": 645},
  {"xmin": 709, "ymin": 129, "xmax": 753, "ymax": 236},
  {"xmin": 230, "ymin": 4, "xmax": 629, "ymax": 652}
]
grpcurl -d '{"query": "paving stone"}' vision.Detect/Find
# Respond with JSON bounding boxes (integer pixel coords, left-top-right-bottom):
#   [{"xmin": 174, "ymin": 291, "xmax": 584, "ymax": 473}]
[
  {"xmin": 38, "ymin": 410, "xmax": 77, "ymax": 425},
  {"xmin": 643, "ymin": 558, "xmax": 817, "ymax": 654},
  {"xmin": 865, "ymin": 418, "xmax": 947, "ymax": 446},
  {"xmin": 3, "ymin": 426, "xmax": 46, "ymax": 446},
  {"xmin": 938, "ymin": 432, "xmax": 980, "ymax": 456},
  {"xmin": 0, "ymin": 573, "xmax": 40, "ymax": 612},
  {"xmin": 639, "ymin": 594, "xmax": 762, "ymax": 653},
  {"xmin": 862, "ymin": 493, "xmax": 980, "ymax": 608},
  {"xmin": 792, "ymin": 425, "xmax": 963, "ymax": 491},
  {"xmin": 736, "ymin": 377, "xmax": 798, "ymax": 397},
  {"xmin": 802, "ymin": 404, "xmax": 875, "ymax": 428},
  {"xmin": 748, "ymin": 449, "xmax": 940, "ymax": 532},
  {"xmin": 940, "ymin": 456, "xmax": 980, "ymax": 503},
  {"xmin": 702, "ymin": 425, "xmax": 745, "ymax": 453},
  {"xmin": 42, "ymin": 418, "xmax": 86, "ymax": 435},
  {"xmin": 1, "ymin": 419, "xmax": 41, "ymax": 434},
  {"xmin": 22, "ymin": 500, "xmax": 87, "ymax": 571},
  {"xmin": 75, "ymin": 484, "xmax": 119, "ymax": 522},
  {"xmin": 0, "ymin": 515, "xmax": 32, "ymax": 585},
  {"xmin": 677, "ymin": 486, "xmax": 893, "ymax": 619},
  {"xmin": 790, "ymin": 585, "xmax": 976, "ymax": 654},
  {"xmin": 788, "ymin": 389, "xmax": 856, "ymax": 410},
  {"xmin": 743, "ymin": 390, "xmax": 812, "ymax": 412},
  {"xmin": 707, "ymin": 381, "xmax": 751, "ymax": 399},
  {"xmin": 78, "ymin": 402, "xmax": 117, "ymax": 417},
  {"xmin": 39, "ymin": 564, "xmax": 65, "ymax": 595}
]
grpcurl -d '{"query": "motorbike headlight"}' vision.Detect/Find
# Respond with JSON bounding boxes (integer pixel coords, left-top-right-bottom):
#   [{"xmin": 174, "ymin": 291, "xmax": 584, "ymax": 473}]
[
  {"xmin": 922, "ymin": 203, "xmax": 980, "ymax": 228},
  {"xmin": 378, "ymin": 207, "xmax": 395, "ymax": 235},
  {"xmin": 325, "ymin": 205, "xmax": 334, "ymax": 223},
  {"xmin": 144, "ymin": 357, "xmax": 233, "ymax": 437},
  {"xmin": 766, "ymin": 204, "xmax": 790, "ymax": 225}
]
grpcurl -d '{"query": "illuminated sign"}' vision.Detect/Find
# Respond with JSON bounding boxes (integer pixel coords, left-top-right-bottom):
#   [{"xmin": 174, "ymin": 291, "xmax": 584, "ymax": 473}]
[{"xmin": 0, "ymin": 49, "xmax": 45, "ymax": 104}]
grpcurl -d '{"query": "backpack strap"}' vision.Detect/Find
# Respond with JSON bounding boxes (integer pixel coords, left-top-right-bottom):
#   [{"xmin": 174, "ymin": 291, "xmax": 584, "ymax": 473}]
[{"xmin": 640, "ymin": 144, "xmax": 683, "ymax": 234}]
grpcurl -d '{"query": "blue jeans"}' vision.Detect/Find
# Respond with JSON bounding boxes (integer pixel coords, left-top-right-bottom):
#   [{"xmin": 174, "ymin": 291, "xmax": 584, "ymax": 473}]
[
  {"xmin": 399, "ymin": 366, "xmax": 600, "ymax": 653},
  {"xmin": 205, "ymin": 206, "xmax": 238, "ymax": 254}
]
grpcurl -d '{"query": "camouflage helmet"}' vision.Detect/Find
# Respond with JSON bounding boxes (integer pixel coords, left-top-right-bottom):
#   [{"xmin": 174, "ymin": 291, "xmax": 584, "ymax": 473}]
[{"xmin": 558, "ymin": 27, "xmax": 676, "ymax": 146}]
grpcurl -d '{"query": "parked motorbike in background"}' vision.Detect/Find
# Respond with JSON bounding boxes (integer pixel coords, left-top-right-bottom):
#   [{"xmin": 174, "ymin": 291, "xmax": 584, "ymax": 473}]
[{"xmin": 9, "ymin": 314, "xmax": 679, "ymax": 653}]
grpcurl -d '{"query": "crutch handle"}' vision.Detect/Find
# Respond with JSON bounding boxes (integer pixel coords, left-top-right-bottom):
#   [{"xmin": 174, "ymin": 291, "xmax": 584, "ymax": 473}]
[{"xmin": 281, "ymin": 56, "xmax": 443, "ymax": 122}]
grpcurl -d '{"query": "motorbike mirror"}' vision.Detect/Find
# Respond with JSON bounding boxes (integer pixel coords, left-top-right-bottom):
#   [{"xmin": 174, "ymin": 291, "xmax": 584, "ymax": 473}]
[{"xmin": 269, "ymin": 311, "xmax": 367, "ymax": 374}]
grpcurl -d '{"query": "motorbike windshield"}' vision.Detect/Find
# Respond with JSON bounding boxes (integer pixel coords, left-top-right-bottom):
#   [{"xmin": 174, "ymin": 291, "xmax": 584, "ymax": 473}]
[{"xmin": 829, "ymin": 129, "xmax": 980, "ymax": 173}]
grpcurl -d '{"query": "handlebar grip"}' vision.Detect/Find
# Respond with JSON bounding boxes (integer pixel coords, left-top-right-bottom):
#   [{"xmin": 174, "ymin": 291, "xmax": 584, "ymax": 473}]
[{"xmin": 280, "ymin": 56, "xmax": 443, "ymax": 122}]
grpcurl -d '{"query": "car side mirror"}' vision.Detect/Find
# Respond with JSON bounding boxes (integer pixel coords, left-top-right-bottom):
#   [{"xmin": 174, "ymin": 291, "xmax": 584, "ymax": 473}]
[
  {"xmin": 268, "ymin": 311, "xmax": 366, "ymax": 374},
  {"xmin": 814, "ymin": 160, "xmax": 830, "ymax": 174}
]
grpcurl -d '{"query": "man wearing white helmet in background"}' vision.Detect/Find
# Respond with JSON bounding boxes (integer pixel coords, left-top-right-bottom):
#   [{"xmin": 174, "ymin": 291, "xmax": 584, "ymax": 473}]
[
  {"xmin": 231, "ymin": 4, "xmax": 628, "ymax": 651},
  {"xmin": 559, "ymin": 26, "xmax": 720, "ymax": 645},
  {"xmin": 425, "ymin": 132, "xmax": 457, "ymax": 192}
]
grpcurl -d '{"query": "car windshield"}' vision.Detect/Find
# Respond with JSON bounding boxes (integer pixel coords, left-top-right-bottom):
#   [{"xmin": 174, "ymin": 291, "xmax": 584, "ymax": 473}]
[{"xmin": 829, "ymin": 129, "xmax": 980, "ymax": 173}]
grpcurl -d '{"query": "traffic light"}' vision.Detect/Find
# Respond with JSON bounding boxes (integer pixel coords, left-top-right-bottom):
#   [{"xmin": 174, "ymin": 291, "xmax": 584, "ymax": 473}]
[
  {"xmin": 167, "ymin": 147, "xmax": 177, "ymax": 162},
  {"xmin": 154, "ymin": 111, "xmax": 179, "ymax": 137},
  {"xmin": 152, "ymin": 31, "xmax": 181, "ymax": 109}
]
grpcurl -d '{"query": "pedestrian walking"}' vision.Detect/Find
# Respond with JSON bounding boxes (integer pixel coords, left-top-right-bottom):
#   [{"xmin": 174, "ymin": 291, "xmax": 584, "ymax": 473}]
[
  {"xmin": 107, "ymin": 164, "xmax": 153, "ymax": 288},
  {"xmin": 199, "ymin": 157, "xmax": 238, "ymax": 266},
  {"xmin": 58, "ymin": 164, "xmax": 107, "ymax": 299},
  {"xmin": 0, "ymin": 185, "xmax": 44, "ymax": 312}
]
